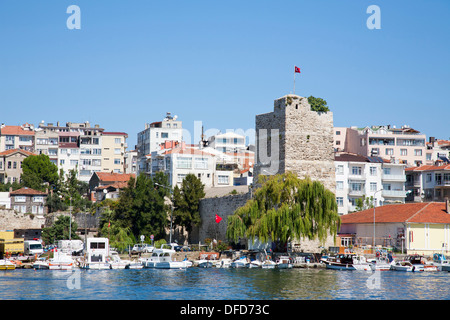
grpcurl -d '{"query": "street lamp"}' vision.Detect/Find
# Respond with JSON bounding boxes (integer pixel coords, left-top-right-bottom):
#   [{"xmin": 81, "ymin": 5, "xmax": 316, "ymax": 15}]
[
  {"xmin": 373, "ymin": 189, "xmax": 383, "ymax": 249},
  {"xmin": 155, "ymin": 183, "xmax": 174, "ymax": 244}
]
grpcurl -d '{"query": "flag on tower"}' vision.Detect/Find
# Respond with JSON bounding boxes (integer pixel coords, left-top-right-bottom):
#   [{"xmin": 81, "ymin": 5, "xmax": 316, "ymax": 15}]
[
  {"xmin": 215, "ymin": 214, "xmax": 222, "ymax": 223},
  {"xmin": 295, "ymin": 66, "xmax": 301, "ymax": 73}
]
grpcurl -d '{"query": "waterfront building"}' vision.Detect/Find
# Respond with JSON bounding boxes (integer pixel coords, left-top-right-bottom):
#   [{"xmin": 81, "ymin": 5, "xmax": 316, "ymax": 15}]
[
  {"xmin": 334, "ymin": 125, "xmax": 427, "ymax": 167},
  {"xmin": 339, "ymin": 201, "xmax": 450, "ymax": 255},
  {"xmin": 335, "ymin": 152, "xmax": 407, "ymax": 215},
  {"xmin": 136, "ymin": 113, "xmax": 183, "ymax": 175},
  {"xmin": 0, "ymin": 149, "xmax": 35, "ymax": 184},
  {"xmin": 0, "ymin": 124, "xmax": 35, "ymax": 152}
]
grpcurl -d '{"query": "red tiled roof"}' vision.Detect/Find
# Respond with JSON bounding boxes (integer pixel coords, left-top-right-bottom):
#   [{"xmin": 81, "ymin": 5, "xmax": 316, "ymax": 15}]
[
  {"xmin": 95, "ymin": 172, "xmax": 134, "ymax": 182},
  {"xmin": 96, "ymin": 181, "xmax": 129, "ymax": 190},
  {"xmin": 340, "ymin": 202, "xmax": 450, "ymax": 224},
  {"xmin": 0, "ymin": 149, "xmax": 35, "ymax": 157},
  {"xmin": 102, "ymin": 132, "xmax": 128, "ymax": 136},
  {"xmin": 10, "ymin": 187, "xmax": 47, "ymax": 195},
  {"xmin": 405, "ymin": 165, "xmax": 450, "ymax": 172},
  {"xmin": 0, "ymin": 126, "xmax": 35, "ymax": 136}
]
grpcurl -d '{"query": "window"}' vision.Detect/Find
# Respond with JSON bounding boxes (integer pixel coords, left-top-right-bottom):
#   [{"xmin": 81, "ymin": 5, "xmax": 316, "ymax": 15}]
[
  {"xmin": 336, "ymin": 197, "xmax": 344, "ymax": 207},
  {"xmin": 177, "ymin": 174, "xmax": 187, "ymax": 183},
  {"xmin": 33, "ymin": 196, "xmax": 44, "ymax": 203},
  {"xmin": 385, "ymin": 148, "xmax": 394, "ymax": 156},
  {"xmin": 426, "ymin": 153, "xmax": 432, "ymax": 161},
  {"xmin": 426, "ymin": 173, "xmax": 432, "ymax": 182},
  {"xmin": 351, "ymin": 166, "xmax": 362, "ymax": 175},
  {"xmin": 336, "ymin": 131, "xmax": 341, "ymax": 135},
  {"xmin": 336, "ymin": 141, "xmax": 341, "ymax": 145},
  {"xmin": 218, "ymin": 175, "xmax": 229, "ymax": 185},
  {"xmin": 400, "ymin": 149, "xmax": 407, "ymax": 156},
  {"xmin": 383, "ymin": 168, "xmax": 391, "ymax": 175},
  {"xmin": 60, "ymin": 159, "xmax": 65, "ymax": 165},
  {"xmin": 350, "ymin": 183, "xmax": 362, "ymax": 191},
  {"xmin": 414, "ymin": 149, "xmax": 422, "ymax": 156},
  {"xmin": 70, "ymin": 160, "xmax": 78, "ymax": 166},
  {"xmin": 370, "ymin": 166, "xmax": 377, "ymax": 176},
  {"xmin": 115, "ymin": 138, "xmax": 121, "ymax": 144},
  {"xmin": 114, "ymin": 148, "xmax": 121, "ymax": 155},
  {"xmin": 15, "ymin": 196, "xmax": 26, "ymax": 203},
  {"xmin": 370, "ymin": 182, "xmax": 377, "ymax": 192},
  {"xmin": 161, "ymin": 132, "xmax": 169, "ymax": 139},
  {"xmin": 177, "ymin": 157, "xmax": 192, "ymax": 169},
  {"xmin": 114, "ymin": 159, "xmax": 121, "ymax": 165},
  {"xmin": 194, "ymin": 158, "xmax": 208, "ymax": 169},
  {"xmin": 336, "ymin": 165, "xmax": 344, "ymax": 175},
  {"xmin": 336, "ymin": 181, "xmax": 344, "ymax": 190}
]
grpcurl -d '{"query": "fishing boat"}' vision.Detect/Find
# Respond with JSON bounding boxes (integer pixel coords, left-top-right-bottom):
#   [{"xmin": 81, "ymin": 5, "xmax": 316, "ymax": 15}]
[
  {"xmin": 0, "ymin": 259, "xmax": 16, "ymax": 270},
  {"xmin": 323, "ymin": 253, "xmax": 360, "ymax": 270},
  {"xmin": 391, "ymin": 260, "xmax": 416, "ymax": 272},
  {"xmin": 33, "ymin": 257, "xmax": 49, "ymax": 270},
  {"xmin": 79, "ymin": 237, "xmax": 111, "ymax": 270},
  {"xmin": 142, "ymin": 245, "xmax": 192, "ymax": 269},
  {"xmin": 276, "ymin": 256, "xmax": 293, "ymax": 269},
  {"xmin": 432, "ymin": 253, "xmax": 449, "ymax": 271},
  {"xmin": 405, "ymin": 255, "xmax": 438, "ymax": 272},
  {"xmin": 230, "ymin": 256, "xmax": 249, "ymax": 268},
  {"xmin": 48, "ymin": 249, "xmax": 74, "ymax": 270}
]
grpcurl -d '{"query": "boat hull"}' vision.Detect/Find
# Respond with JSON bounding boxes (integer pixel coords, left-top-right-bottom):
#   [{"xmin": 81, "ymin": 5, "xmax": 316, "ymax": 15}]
[
  {"xmin": 441, "ymin": 264, "xmax": 450, "ymax": 272},
  {"xmin": 324, "ymin": 261, "xmax": 356, "ymax": 270}
]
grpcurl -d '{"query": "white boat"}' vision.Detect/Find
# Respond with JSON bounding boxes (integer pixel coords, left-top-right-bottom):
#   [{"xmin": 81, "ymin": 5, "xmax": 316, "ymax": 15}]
[
  {"xmin": 432, "ymin": 253, "xmax": 449, "ymax": 271},
  {"xmin": 276, "ymin": 256, "xmax": 293, "ymax": 269},
  {"xmin": 196, "ymin": 260, "xmax": 214, "ymax": 268},
  {"xmin": 108, "ymin": 251, "xmax": 129, "ymax": 269},
  {"xmin": 261, "ymin": 259, "xmax": 277, "ymax": 269},
  {"xmin": 0, "ymin": 259, "xmax": 17, "ymax": 270},
  {"xmin": 351, "ymin": 255, "xmax": 374, "ymax": 272},
  {"xmin": 405, "ymin": 255, "xmax": 438, "ymax": 272},
  {"xmin": 247, "ymin": 259, "xmax": 262, "ymax": 268},
  {"xmin": 391, "ymin": 260, "xmax": 416, "ymax": 272},
  {"xmin": 125, "ymin": 260, "xmax": 144, "ymax": 269},
  {"xmin": 230, "ymin": 256, "xmax": 249, "ymax": 268},
  {"xmin": 48, "ymin": 249, "xmax": 74, "ymax": 270},
  {"xmin": 441, "ymin": 264, "xmax": 450, "ymax": 272},
  {"xmin": 214, "ymin": 258, "xmax": 232, "ymax": 268},
  {"xmin": 33, "ymin": 257, "xmax": 49, "ymax": 270},
  {"xmin": 142, "ymin": 245, "xmax": 192, "ymax": 269},
  {"xmin": 79, "ymin": 237, "xmax": 111, "ymax": 270},
  {"xmin": 368, "ymin": 255, "xmax": 395, "ymax": 271}
]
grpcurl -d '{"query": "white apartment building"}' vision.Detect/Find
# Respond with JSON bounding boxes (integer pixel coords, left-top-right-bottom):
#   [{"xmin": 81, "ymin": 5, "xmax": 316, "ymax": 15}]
[
  {"xmin": 206, "ymin": 131, "xmax": 246, "ymax": 153},
  {"xmin": 124, "ymin": 149, "xmax": 138, "ymax": 175},
  {"xmin": 149, "ymin": 144, "xmax": 233, "ymax": 188},
  {"xmin": 335, "ymin": 152, "xmax": 407, "ymax": 215},
  {"xmin": 334, "ymin": 125, "xmax": 427, "ymax": 167},
  {"xmin": 137, "ymin": 113, "xmax": 183, "ymax": 174},
  {"xmin": 425, "ymin": 138, "xmax": 450, "ymax": 165}
]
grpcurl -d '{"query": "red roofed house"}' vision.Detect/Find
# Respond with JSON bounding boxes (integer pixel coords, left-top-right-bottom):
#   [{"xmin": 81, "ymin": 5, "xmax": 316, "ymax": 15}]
[
  {"xmin": 0, "ymin": 123, "xmax": 35, "ymax": 153},
  {"xmin": 10, "ymin": 187, "xmax": 48, "ymax": 216},
  {"xmin": 339, "ymin": 201, "xmax": 450, "ymax": 255},
  {"xmin": 0, "ymin": 149, "xmax": 35, "ymax": 184},
  {"xmin": 405, "ymin": 163, "xmax": 450, "ymax": 202},
  {"xmin": 88, "ymin": 172, "xmax": 135, "ymax": 202}
]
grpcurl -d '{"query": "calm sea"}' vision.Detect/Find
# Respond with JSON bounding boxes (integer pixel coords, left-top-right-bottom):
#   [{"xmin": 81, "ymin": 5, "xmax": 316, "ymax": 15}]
[{"xmin": 1, "ymin": 267, "xmax": 449, "ymax": 301}]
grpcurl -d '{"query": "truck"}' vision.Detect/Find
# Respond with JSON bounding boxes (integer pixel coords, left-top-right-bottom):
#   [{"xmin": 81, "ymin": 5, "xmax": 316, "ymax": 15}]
[
  {"xmin": 24, "ymin": 240, "xmax": 44, "ymax": 256},
  {"xmin": 57, "ymin": 240, "xmax": 84, "ymax": 255}
]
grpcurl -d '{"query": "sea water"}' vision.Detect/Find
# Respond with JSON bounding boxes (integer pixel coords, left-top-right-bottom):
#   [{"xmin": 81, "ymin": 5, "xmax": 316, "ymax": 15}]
[{"xmin": 1, "ymin": 267, "xmax": 449, "ymax": 300}]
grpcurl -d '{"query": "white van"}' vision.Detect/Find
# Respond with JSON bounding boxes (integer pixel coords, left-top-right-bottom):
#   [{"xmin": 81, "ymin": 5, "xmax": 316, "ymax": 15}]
[{"xmin": 24, "ymin": 240, "xmax": 44, "ymax": 256}]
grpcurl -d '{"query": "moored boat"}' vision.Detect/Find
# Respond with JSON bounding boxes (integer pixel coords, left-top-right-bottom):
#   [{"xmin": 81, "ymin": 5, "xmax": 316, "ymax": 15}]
[
  {"xmin": 391, "ymin": 260, "xmax": 416, "ymax": 272},
  {"xmin": 142, "ymin": 245, "xmax": 192, "ymax": 269},
  {"xmin": 276, "ymin": 256, "xmax": 293, "ymax": 269},
  {"xmin": 323, "ymin": 253, "xmax": 357, "ymax": 270},
  {"xmin": 405, "ymin": 255, "xmax": 438, "ymax": 272},
  {"xmin": 48, "ymin": 249, "xmax": 74, "ymax": 270},
  {"xmin": 0, "ymin": 259, "xmax": 16, "ymax": 270},
  {"xmin": 33, "ymin": 257, "xmax": 49, "ymax": 270}
]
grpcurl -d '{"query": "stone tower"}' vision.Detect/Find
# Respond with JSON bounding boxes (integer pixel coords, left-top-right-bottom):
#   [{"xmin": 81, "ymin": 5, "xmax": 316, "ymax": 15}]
[{"xmin": 254, "ymin": 94, "xmax": 335, "ymax": 193}]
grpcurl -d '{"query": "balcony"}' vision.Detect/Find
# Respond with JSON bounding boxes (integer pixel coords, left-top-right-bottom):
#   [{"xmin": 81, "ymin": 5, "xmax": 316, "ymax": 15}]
[
  {"xmin": 382, "ymin": 190, "xmax": 407, "ymax": 198},
  {"xmin": 382, "ymin": 174, "xmax": 406, "ymax": 182},
  {"xmin": 348, "ymin": 189, "xmax": 365, "ymax": 197}
]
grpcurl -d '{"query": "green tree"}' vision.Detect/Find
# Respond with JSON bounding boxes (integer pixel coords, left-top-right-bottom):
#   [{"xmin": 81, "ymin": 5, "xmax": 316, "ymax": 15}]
[
  {"xmin": 226, "ymin": 172, "xmax": 340, "ymax": 246},
  {"xmin": 41, "ymin": 215, "xmax": 80, "ymax": 245},
  {"xmin": 355, "ymin": 195, "xmax": 374, "ymax": 212},
  {"xmin": 21, "ymin": 154, "xmax": 59, "ymax": 191},
  {"xmin": 307, "ymin": 96, "xmax": 330, "ymax": 112},
  {"xmin": 108, "ymin": 172, "xmax": 170, "ymax": 241},
  {"xmin": 173, "ymin": 173, "xmax": 205, "ymax": 236}
]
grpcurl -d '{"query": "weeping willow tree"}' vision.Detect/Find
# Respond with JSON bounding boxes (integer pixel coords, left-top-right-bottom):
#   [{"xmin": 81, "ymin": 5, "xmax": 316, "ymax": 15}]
[{"xmin": 226, "ymin": 172, "xmax": 340, "ymax": 246}]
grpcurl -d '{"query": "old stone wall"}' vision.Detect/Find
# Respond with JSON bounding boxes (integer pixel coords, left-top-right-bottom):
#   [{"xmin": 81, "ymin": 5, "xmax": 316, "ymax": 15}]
[
  {"xmin": 194, "ymin": 192, "xmax": 251, "ymax": 244},
  {"xmin": 0, "ymin": 209, "xmax": 46, "ymax": 230}
]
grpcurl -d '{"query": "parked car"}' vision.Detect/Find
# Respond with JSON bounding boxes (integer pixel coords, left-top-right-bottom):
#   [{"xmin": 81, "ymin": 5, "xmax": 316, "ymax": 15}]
[{"xmin": 132, "ymin": 244, "xmax": 154, "ymax": 254}]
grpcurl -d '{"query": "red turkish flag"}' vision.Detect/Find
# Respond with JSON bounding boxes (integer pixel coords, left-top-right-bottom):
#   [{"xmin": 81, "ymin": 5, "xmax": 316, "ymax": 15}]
[
  {"xmin": 295, "ymin": 66, "xmax": 301, "ymax": 73},
  {"xmin": 215, "ymin": 214, "xmax": 222, "ymax": 223}
]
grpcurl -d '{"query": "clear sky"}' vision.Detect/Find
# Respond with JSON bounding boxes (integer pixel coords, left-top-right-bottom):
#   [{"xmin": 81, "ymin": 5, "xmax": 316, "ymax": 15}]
[{"xmin": 1, "ymin": 1, "xmax": 449, "ymax": 149}]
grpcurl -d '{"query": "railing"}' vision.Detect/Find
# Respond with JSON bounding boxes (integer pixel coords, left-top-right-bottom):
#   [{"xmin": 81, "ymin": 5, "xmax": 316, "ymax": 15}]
[
  {"xmin": 382, "ymin": 174, "xmax": 406, "ymax": 181},
  {"xmin": 382, "ymin": 190, "xmax": 406, "ymax": 197}
]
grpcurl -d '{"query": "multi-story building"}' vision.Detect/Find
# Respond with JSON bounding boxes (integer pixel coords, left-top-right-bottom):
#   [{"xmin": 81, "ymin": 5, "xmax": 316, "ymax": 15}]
[
  {"xmin": 335, "ymin": 152, "xmax": 407, "ymax": 215},
  {"xmin": 0, "ymin": 149, "xmax": 35, "ymax": 184},
  {"xmin": 405, "ymin": 162, "xmax": 450, "ymax": 202},
  {"xmin": 137, "ymin": 113, "xmax": 183, "ymax": 175},
  {"xmin": 426, "ymin": 138, "xmax": 450, "ymax": 165},
  {"xmin": 334, "ymin": 125, "xmax": 427, "ymax": 167},
  {"xmin": 101, "ymin": 132, "xmax": 128, "ymax": 174},
  {"xmin": 0, "ymin": 124, "xmax": 35, "ymax": 152},
  {"xmin": 124, "ymin": 149, "xmax": 138, "ymax": 175},
  {"xmin": 10, "ymin": 187, "xmax": 48, "ymax": 216},
  {"xmin": 149, "ymin": 143, "xmax": 233, "ymax": 188},
  {"xmin": 206, "ymin": 131, "xmax": 246, "ymax": 153}
]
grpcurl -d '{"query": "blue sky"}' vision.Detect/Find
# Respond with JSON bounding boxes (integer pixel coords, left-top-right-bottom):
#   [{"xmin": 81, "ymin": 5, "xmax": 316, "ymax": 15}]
[{"xmin": 1, "ymin": 1, "xmax": 449, "ymax": 149}]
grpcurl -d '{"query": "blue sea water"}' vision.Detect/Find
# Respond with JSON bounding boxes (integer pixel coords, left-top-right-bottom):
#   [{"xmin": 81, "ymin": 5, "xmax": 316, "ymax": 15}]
[{"xmin": 1, "ymin": 267, "xmax": 449, "ymax": 301}]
